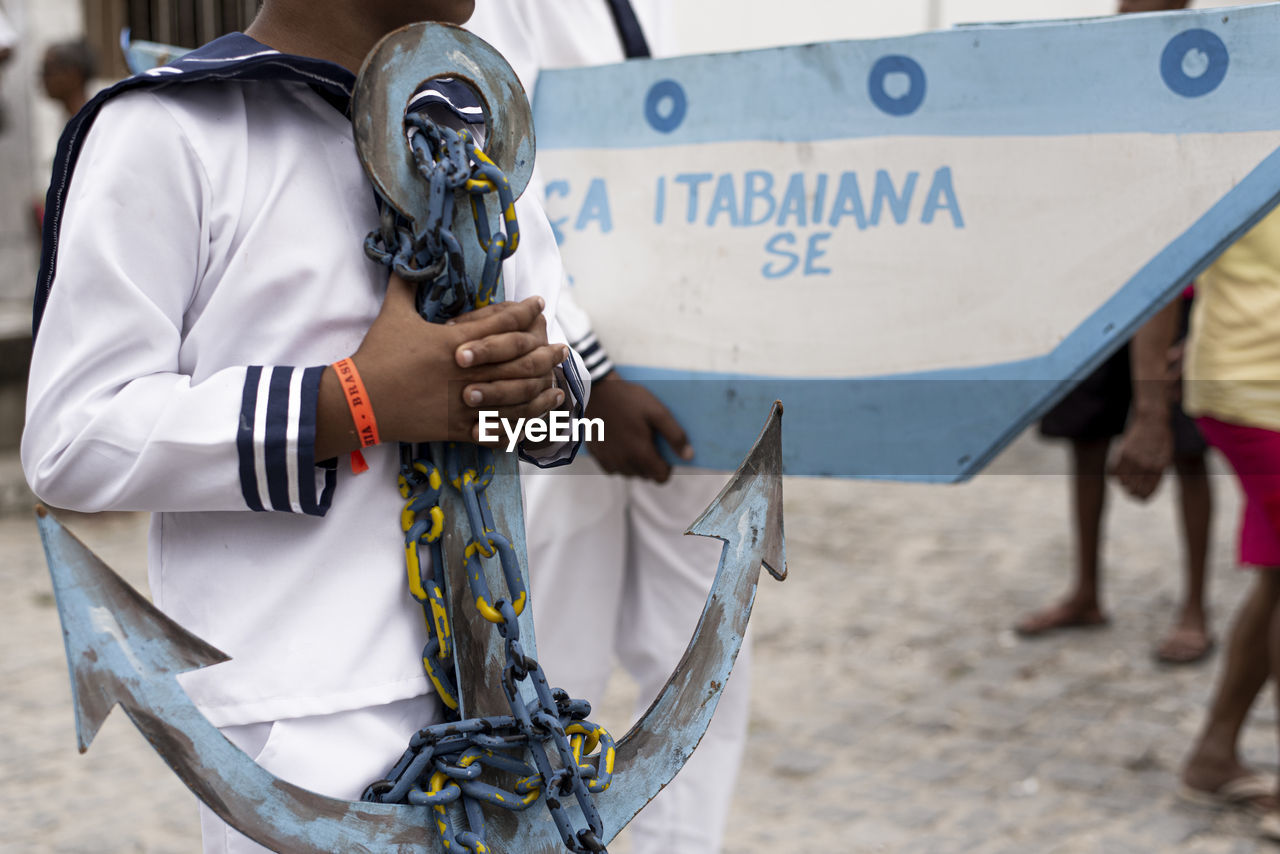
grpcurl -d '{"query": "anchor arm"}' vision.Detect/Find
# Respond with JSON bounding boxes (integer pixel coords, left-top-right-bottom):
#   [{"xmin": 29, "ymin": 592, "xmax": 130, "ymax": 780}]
[
  {"xmin": 592, "ymin": 402, "xmax": 786, "ymax": 840},
  {"xmin": 36, "ymin": 506, "xmax": 446, "ymax": 854}
]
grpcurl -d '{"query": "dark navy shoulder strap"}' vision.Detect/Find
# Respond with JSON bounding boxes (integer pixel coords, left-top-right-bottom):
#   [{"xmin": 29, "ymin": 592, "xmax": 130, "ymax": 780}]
[
  {"xmin": 604, "ymin": 0, "xmax": 652, "ymax": 59},
  {"xmin": 34, "ymin": 33, "xmax": 356, "ymax": 336}
]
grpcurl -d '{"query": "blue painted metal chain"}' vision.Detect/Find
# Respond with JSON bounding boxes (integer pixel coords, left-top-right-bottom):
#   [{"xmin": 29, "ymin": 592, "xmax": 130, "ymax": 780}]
[
  {"xmin": 364, "ymin": 113, "xmax": 518, "ymax": 321},
  {"xmin": 361, "ymin": 106, "xmax": 614, "ymax": 854}
]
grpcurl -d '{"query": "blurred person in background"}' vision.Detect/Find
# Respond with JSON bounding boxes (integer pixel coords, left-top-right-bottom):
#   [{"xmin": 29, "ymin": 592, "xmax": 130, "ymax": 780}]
[
  {"xmin": 1015, "ymin": 0, "xmax": 1217, "ymax": 666},
  {"xmin": 32, "ymin": 40, "xmax": 97, "ymax": 231},
  {"xmin": 1110, "ymin": 5, "xmax": 1280, "ymax": 825},
  {"xmin": 1118, "ymin": 205, "xmax": 1280, "ymax": 833},
  {"xmin": 0, "ymin": 4, "xmax": 18, "ymax": 132},
  {"xmin": 40, "ymin": 39, "xmax": 95, "ymax": 118},
  {"xmin": 0, "ymin": 5, "xmax": 15, "ymax": 67}
]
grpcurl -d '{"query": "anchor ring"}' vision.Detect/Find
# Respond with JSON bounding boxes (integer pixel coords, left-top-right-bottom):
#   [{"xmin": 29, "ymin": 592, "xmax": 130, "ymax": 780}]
[{"xmin": 352, "ymin": 23, "xmax": 535, "ymax": 232}]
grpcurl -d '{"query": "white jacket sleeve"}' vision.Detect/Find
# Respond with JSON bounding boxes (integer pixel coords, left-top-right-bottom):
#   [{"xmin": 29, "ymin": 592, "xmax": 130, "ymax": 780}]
[
  {"xmin": 22, "ymin": 94, "xmax": 334, "ymax": 516},
  {"xmin": 506, "ymin": 189, "xmax": 591, "ymax": 468},
  {"xmin": 465, "ymin": 1, "xmax": 540, "ymax": 97},
  {"xmin": 519, "ymin": 172, "xmax": 615, "ymax": 384}
]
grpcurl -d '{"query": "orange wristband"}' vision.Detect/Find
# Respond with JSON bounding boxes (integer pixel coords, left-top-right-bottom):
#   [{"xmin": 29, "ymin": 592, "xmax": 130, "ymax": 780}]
[{"xmin": 333, "ymin": 358, "xmax": 379, "ymax": 474}]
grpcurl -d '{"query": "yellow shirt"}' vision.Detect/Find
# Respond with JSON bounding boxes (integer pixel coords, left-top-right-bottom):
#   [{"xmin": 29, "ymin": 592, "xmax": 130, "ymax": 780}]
[{"xmin": 1185, "ymin": 208, "xmax": 1280, "ymax": 431}]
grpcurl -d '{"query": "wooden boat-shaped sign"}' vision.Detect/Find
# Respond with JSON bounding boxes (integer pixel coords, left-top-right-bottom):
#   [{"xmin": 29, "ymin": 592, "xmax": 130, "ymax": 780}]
[{"xmin": 533, "ymin": 4, "xmax": 1280, "ymax": 480}]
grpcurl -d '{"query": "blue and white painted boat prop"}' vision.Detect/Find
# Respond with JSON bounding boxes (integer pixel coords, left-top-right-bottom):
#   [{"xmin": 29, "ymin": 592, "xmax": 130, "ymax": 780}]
[
  {"xmin": 119, "ymin": 28, "xmax": 187, "ymax": 74},
  {"xmin": 534, "ymin": 4, "xmax": 1280, "ymax": 480}
]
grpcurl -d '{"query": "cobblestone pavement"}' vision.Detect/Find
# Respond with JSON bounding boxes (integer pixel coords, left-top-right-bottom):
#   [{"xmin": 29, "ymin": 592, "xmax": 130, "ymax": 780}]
[{"xmin": 3, "ymin": 435, "xmax": 1277, "ymax": 853}]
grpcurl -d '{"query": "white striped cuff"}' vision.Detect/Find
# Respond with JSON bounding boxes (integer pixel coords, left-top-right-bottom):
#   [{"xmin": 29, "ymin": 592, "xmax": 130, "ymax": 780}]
[
  {"xmin": 236, "ymin": 365, "xmax": 335, "ymax": 516},
  {"xmin": 519, "ymin": 356, "xmax": 589, "ymax": 470},
  {"xmin": 572, "ymin": 332, "xmax": 614, "ymax": 383}
]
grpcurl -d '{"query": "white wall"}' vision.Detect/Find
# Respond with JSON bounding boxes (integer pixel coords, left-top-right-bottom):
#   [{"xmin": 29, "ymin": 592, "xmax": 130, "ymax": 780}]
[
  {"xmin": 675, "ymin": 0, "xmax": 1259, "ymax": 53},
  {"xmin": 674, "ymin": 1, "xmax": 931, "ymax": 51}
]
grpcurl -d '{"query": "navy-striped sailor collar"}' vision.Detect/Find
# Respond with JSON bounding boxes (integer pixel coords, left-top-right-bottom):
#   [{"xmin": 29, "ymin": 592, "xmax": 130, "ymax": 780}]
[
  {"xmin": 135, "ymin": 32, "xmax": 356, "ymax": 112},
  {"xmin": 34, "ymin": 33, "xmax": 356, "ymax": 336}
]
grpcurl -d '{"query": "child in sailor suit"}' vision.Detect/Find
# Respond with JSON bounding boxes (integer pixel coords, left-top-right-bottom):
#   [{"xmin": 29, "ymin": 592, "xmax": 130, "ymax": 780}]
[{"xmin": 22, "ymin": 4, "xmax": 587, "ymax": 850}]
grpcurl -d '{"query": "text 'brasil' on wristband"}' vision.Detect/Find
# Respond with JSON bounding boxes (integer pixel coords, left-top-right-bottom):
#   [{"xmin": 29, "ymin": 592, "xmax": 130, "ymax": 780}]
[{"xmin": 333, "ymin": 357, "xmax": 379, "ymax": 474}]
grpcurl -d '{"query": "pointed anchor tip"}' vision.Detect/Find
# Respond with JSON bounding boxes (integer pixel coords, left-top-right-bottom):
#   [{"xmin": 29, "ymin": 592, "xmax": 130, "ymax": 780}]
[
  {"xmin": 686, "ymin": 402, "xmax": 786, "ymax": 581},
  {"xmin": 601, "ymin": 402, "xmax": 786, "ymax": 839},
  {"xmin": 757, "ymin": 403, "xmax": 786, "ymax": 581},
  {"xmin": 37, "ymin": 513, "xmax": 233, "ymax": 754}
]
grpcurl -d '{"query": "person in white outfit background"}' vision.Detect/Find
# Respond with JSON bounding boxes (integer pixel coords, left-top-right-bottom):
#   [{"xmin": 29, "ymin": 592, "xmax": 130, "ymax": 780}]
[{"xmin": 468, "ymin": 4, "xmax": 752, "ymax": 852}]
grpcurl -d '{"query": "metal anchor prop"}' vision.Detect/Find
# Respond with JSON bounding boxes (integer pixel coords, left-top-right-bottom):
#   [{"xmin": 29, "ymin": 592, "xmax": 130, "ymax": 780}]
[
  {"xmin": 35, "ymin": 403, "xmax": 784, "ymax": 852},
  {"xmin": 35, "ymin": 22, "xmax": 788, "ymax": 853}
]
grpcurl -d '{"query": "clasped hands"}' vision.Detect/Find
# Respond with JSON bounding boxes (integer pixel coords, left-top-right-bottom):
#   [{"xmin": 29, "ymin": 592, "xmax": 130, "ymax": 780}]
[{"xmin": 316, "ymin": 274, "xmax": 567, "ymax": 460}]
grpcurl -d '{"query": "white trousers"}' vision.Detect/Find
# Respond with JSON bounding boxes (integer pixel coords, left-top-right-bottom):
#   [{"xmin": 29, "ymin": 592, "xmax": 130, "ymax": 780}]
[
  {"xmin": 199, "ymin": 695, "xmax": 442, "ymax": 854},
  {"xmin": 522, "ymin": 456, "xmax": 752, "ymax": 854}
]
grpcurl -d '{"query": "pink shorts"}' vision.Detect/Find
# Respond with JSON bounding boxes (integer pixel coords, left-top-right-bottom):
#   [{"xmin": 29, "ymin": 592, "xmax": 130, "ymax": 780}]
[{"xmin": 1196, "ymin": 416, "xmax": 1280, "ymax": 567}]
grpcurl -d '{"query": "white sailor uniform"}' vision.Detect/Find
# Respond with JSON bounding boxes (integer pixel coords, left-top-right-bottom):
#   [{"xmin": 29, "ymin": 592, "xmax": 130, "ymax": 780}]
[
  {"xmin": 22, "ymin": 33, "xmax": 586, "ymax": 853},
  {"xmin": 467, "ymin": 5, "xmax": 752, "ymax": 853}
]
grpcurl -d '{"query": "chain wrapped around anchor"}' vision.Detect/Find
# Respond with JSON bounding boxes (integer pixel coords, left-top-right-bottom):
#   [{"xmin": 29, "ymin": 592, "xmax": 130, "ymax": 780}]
[{"xmin": 359, "ymin": 90, "xmax": 615, "ymax": 854}]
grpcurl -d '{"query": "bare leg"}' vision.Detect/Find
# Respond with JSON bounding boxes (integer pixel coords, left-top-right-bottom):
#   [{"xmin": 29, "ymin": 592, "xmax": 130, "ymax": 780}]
[
  {"xmin": 1183, "ymin": 571, "xmax": 1280, "ymax": 796},
  {"xmin": 1017, "ymin": 437, "xmax": 1111, "ymax": 635},
  {"xmin": 1157, "ymin": 454, "xmax": 1214, "ymax": 663}
]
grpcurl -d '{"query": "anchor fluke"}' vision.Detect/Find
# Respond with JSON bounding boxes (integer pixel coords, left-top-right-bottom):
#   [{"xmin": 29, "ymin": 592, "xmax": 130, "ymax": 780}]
[
  {"xmin": 36, "ymin": 506, "xmax": 447, "ymax": 853},
  {"xmin": 686, "ymin": 401, "xmax": 786, "ymax": 581},
  {"xmin": 592, "ymin": 402, "xmax": 788, "ymax": 840},
  {"xmin": 36, "ymin": 505, "xmax": 229, "ymax": 752}
]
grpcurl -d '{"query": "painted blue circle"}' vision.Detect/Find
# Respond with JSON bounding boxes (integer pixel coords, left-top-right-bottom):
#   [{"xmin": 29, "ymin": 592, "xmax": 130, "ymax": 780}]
[
  {"xmin": 1160, "ymin": 29, "xmax": 1228, "ymax": 98},
  {"xmin": 645, "ymin": 79, "xmax": 688, "ymax": 133},
  {"xmin": 868, "ymin": 55, "xmax": 926, "ymax": 117}
]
